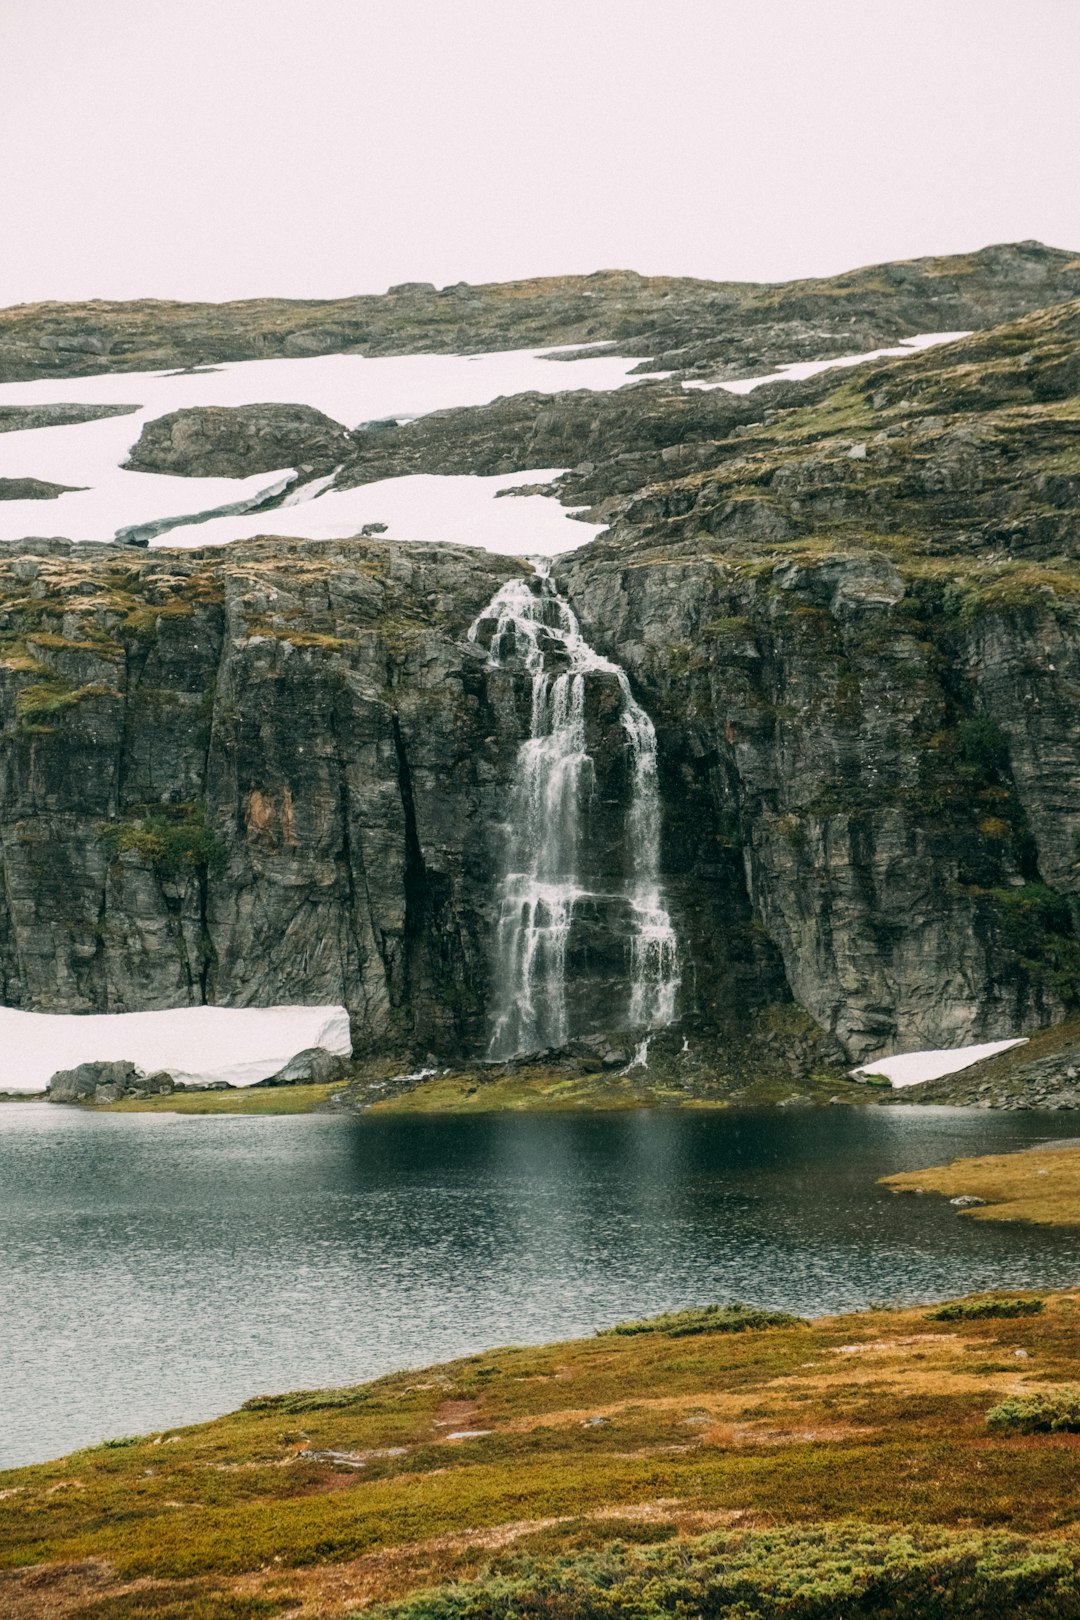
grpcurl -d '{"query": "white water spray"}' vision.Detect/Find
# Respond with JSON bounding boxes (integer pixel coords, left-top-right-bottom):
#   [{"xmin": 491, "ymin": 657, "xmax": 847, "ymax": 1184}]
[{"xmin": 469, "ymin": 565, "xmax": 679, "ymax": 1057}]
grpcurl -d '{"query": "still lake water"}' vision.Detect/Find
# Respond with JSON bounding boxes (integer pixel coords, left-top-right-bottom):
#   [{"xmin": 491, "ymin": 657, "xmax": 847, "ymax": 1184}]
[{"xmin": 4, "ymin": 1101, "xmax": 1080, "ymax": 1468}]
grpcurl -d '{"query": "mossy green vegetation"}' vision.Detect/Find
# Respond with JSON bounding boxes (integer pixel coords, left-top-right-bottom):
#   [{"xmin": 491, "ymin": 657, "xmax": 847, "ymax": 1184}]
[
  {"xmin": 370, "ymin": 1524, "xmax": 1080, "ymax": 1620},
  {"xmin": 358, "ymin": 1060, "xmax": 862, "ymax": 1115},
  {"xmin": 103, "ymin": 1082, "xmax": 341, "ymax": 1115},
  {"xmin": 929, "ymin": 1296, "xmax": 1045, "ymax": 1322},
  {"xmin": 599, "ymin": 1303, "xmax": 806, "ymax": 1337},
  {"xmin": 7, "ymin": 1291, "xmax": 1080, "ymax": 1615},
  {"xmin": 13, "ymin": 677, "xmax": 115, "ymax": 732},
  {"xmin": 987, "ymin": 1389, "xmax": 1080, "ymax": 1434},
  {"xmin": 102, "ymin": 803, "xmax": 227, "ymax": 880},
  {"xmin": 364, "ymin": 1065, "xmax": 704, "ymax": 1113}
]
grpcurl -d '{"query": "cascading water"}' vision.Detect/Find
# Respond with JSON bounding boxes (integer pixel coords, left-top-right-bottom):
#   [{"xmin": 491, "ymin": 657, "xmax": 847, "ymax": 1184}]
[{"xmin": 469, "ymin": 564, "xmax": 679, "ymax": 1058}]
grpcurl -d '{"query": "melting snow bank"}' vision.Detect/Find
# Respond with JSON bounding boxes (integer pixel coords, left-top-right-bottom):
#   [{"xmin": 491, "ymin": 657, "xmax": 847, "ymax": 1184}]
[
  {"xmin": 153, "ymin": 469, "xmax": 602, "ymax": 556},
  {"xmin": 684, "ymin": 332, "xmax": 972, "ymax": 395},
  {"xmin": 0, "ymin": 1004, "xmax": 352, "ymax": 1094},
  {"xmin": 853, "ymin": 1037, "xmax": 1029, "ymax": 1089}
]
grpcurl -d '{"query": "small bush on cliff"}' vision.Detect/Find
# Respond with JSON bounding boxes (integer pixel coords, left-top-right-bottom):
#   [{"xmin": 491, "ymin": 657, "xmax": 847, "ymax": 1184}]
[
  {"xmin": 987, "ymin": 1389, "xmax": 1080, "ymax": 1434},
  {"xmin": 15, "ymin": 678, "xmax": 114, "ymax": 732},
  {"xmin": 598, "ymin": 1302, "xmax": 805, "ymax": 1337},
  {"xmin": 103, "ymin": 805, "xmax": 227, "ymax": 879}
]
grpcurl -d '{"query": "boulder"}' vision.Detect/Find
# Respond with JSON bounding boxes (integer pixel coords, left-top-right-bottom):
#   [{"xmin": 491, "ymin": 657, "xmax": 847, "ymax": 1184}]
[
  {"xmin": 265, "ymin": 1046, "xmax": 349, "ymax": 1085},
  {"xmin": 48, "ymin": 1060, "xmax": 143, "ymax": 1103},
  {"xmin": 124, "ymin": 403, "xmax": 354, "ymax": 478}
]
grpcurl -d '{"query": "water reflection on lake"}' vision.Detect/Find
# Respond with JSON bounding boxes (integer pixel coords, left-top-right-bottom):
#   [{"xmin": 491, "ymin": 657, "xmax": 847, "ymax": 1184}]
[{"xmin": 3, "ymin": 1101, "xmax": 1079, "ymax": 1467}]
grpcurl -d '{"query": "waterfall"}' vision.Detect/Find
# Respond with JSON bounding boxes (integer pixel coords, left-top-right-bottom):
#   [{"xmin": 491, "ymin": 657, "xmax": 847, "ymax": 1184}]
[{"xmin": 469, "ymin": 564, "xmax": 679, "ymax": 1058}]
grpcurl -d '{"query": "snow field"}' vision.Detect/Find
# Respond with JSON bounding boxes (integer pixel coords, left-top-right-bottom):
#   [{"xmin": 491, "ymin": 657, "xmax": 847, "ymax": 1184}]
[
  {"xmin": 853, "ymin": 1037, "xmax": 1029, "ymax": 1089},
  {"xmin": 0, "ymin": 1003, "xmax": 352, "ymax": 1093}
]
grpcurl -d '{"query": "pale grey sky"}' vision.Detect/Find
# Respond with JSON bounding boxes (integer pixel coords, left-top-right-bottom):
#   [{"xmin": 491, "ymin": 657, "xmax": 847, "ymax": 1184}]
[{"xmin": 2, "ymin": 0, "xmax": 1078, "ymax": 308}]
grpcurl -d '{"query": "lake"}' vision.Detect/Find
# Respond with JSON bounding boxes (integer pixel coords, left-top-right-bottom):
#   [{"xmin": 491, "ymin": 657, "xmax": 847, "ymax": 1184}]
[{"xmin": 3, "ymin": 1101, "xmax": 1080, "ymax": 1468}]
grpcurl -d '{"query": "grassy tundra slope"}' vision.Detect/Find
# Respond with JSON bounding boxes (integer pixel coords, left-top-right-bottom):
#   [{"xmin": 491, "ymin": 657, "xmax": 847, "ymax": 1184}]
[
  {"xmin": 885, "ymin": 1144, "xmax": 1080, "ymax": 1225},
  {"xmin": 5, "ymin": 1293, "xmax": 1080, "ymax": 1617}
]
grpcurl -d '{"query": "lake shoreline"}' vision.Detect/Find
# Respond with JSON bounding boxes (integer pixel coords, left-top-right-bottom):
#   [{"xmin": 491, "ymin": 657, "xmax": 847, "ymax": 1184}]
[{"xmin": 6, "ymin": 1285, "xmax": 1080, "ymax": 1617}]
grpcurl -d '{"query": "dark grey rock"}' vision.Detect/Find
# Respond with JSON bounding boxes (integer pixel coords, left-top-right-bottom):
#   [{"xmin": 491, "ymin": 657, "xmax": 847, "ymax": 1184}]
[
  {"xmin": 266, "ymin": 1047, "xmax": 348, "ymax": 1084},
  {"xmin": 0, "ymin": 403, "xmax": 139, "ymax": 433},
  {"xmin": 0, "ymin": 478, "xmax": 82, "ymax": 501},
  {"xmin": 125, "ymin": 403, "xmax": 353, "ymax": 478},
  {"xmin": 48, "ymin": 1060, "xmax": 142, "ymax": 1103}
]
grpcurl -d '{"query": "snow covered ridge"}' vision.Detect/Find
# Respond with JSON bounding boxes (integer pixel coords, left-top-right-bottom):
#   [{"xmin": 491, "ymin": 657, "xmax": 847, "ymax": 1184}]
[
  {"xmin": 0, "ymin": 331, "xmax": 971, "ymax": 556},
  {"xmin": 853, "ymin": 1037, "xmax": 1029, "ymax": 1089},
  {"xmin": 0, "ymin": 344, "xmax": 648, "ymax": 550},
  {"xmin": 0, "ymin": 1004, "xmax": 352, "ymax": 1094},
  {"xmin": 684, "ymin": 332, "xmax": 972, "ymax": 395}
]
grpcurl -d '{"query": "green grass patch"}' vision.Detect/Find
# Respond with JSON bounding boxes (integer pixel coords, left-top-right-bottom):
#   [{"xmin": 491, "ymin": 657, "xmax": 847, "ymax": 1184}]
[
  {"xmin": 103, "ymin": 1083, "xmax": 340, "ymax": 1115},
  {"xmin": 102, "ymin": 804, "xmax": 227, "ymax": 880},
  {"xmin": 598, "ymin": 1303, "xmax": 807, "ymax": 1337}
]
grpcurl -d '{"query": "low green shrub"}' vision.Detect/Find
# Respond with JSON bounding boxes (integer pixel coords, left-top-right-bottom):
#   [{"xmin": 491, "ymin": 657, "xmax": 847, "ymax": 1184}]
[
  {"xmin": 987, "ymin": 1389, "xmax": 1080, "ymax": 1434},
  {"xmin": 598, "ymin": 1302, "xmax": 805, "ymax": 1338},
  {"xmin": 929, "ymin": 1296, "xmax": 1044, "ymax": 1321},
  {"xmin": 103, "ymin": 804, "xmax": 227, "ymax": 879},
  {"xmin": 368, "ymin": 1522, "xmax": 1080, "ymax": 1619}
]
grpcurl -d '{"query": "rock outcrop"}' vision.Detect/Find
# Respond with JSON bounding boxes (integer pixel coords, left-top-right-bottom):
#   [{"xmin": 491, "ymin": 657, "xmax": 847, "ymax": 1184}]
[
  {"xmin": 0, "ymin": 478, "xmax": 81, "ymax": 501},
  {"xmin": 0, "ymin": 403, "xmax": 139, "ymax": 433},
  {"xmin": 48, "ymin": 1059, "xmax": 143, "ymax": 1102},
  {"xmin": 266, "ymin": 1047, "xmax": 348, "ymax": 1083},
  {"xmin": 125, "ymin": 404, "xmax": 354, "ymax": 479}
]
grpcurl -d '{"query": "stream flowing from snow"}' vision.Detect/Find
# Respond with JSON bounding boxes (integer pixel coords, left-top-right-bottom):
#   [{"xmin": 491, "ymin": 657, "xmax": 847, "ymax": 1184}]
[{"xmin": 469, "ymin": 565, "xmax": 678, "ymax": 1057}]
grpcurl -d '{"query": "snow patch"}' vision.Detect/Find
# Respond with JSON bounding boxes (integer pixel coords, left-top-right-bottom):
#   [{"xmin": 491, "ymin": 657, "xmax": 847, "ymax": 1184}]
[
  {"xmin": 684, "ymin": 332, "xmax": 972, "ymax": 395},
  {"xmin": 153, "ymin": 469, "xmax": 603, "ymax": 557},
  {"xmin": 0, "ymin": 1004, "xmax": 352, "ymax": 1094},
  {"xmin": 0, "ymin": 345, "xmax": 648, "ymax": 547},
  {"xmin": 853, "ymin": 1037, "xmax": 1029, "ymax": 1089}
]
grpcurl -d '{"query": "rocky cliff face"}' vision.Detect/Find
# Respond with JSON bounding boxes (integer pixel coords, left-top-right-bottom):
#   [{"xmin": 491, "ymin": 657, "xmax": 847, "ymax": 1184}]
[
  {"xmin": 560, "ymin": 547, "xmax": 1080, "ymax": 1060},
  {"xmin": 3, "ymin": 522, "xmax": 1078, "ymax": 1066},
  {"xmin": 1, "ymin": 536, "xmax": 758, "ymax": 1059},
  {"xmin": 2, "ymin": 250, "xmax": 1080, "ymax": 1068},
  {"xmin": 0, "ymin": 539, "xmax": 499, "ymax": 1051}
]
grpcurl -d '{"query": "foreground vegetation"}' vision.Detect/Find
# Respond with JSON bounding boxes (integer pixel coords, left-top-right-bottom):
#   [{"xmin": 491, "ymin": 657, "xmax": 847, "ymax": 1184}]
[
  {"xmin": 883, "ymin": 1144, "xmax": 1080, "ymax": 1225},
  {"xmin": 5, "ymin": 1289, "xmax": 1080, "ymax": 1617}
]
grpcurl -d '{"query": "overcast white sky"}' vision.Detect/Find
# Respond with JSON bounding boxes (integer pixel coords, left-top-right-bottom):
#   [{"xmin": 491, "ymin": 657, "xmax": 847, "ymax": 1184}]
[{"xmin": 2, "ymin": 0, "xmax": 1078, "ymax": 309}]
